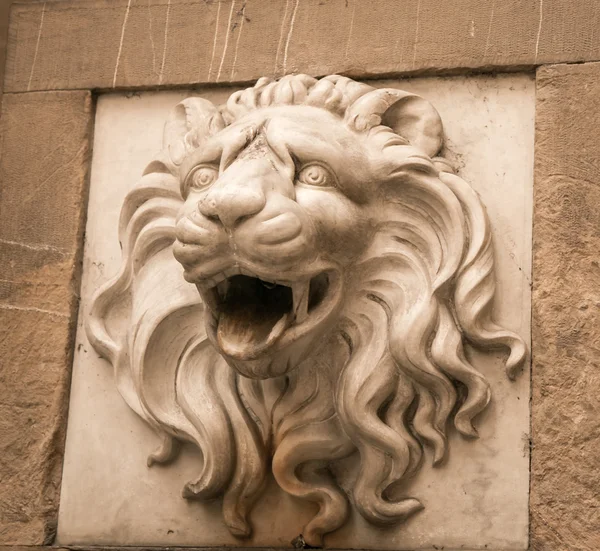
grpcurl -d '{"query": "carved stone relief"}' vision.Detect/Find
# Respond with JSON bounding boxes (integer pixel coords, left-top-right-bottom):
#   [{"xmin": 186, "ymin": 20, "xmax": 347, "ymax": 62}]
[{"xmin": 58, "ymin": 75, "xmax": 534, "ymax": 549}]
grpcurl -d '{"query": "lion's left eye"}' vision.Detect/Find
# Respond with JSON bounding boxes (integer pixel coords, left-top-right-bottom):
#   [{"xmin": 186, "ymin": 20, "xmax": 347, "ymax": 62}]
[
  {"xmin": 188, "ymin": 166, "xmax": 219, "ymax": 192},
  {"xmin": 296, "ymin": 164, "xmax": 335, "ymax": 188}
]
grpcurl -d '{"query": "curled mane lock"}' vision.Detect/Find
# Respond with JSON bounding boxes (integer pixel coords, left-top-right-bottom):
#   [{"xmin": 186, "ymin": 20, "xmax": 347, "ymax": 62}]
[{"xmin": 87, "ymin": 74, "xmax": 527, "ymax": 546}]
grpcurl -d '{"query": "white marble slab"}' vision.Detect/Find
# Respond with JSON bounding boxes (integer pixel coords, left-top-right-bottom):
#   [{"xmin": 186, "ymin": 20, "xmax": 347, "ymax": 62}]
[{"xmin": 57, "ymin": 74, "xmax": 534, "ymax": 550}]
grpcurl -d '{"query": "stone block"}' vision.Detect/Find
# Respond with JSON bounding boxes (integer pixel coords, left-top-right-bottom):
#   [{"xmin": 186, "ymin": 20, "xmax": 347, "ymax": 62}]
[
  {"xmin": 0, "ymin": 90, "xmax": 92, "ymax": 545},
  {"xmin": 4, "ymin": 0, "xmax": 600, "ymax": 92},
  {"xmin": 531, "ymin": 62, "xmax": 600, "ymax": 551}
]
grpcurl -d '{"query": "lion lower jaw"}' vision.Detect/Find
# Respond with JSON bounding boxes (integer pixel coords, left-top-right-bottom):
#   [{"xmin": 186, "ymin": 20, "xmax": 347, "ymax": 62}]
[
  {"xmin": 208, "ymin": 310, "xmax": 343, "ymax": 380},
  {"xmin": 217, "ymin": 308, "xmax": 294, "ymax": 360}
]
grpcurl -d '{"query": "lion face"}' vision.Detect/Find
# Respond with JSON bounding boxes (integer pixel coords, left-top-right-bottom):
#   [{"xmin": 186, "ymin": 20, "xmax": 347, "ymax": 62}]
[
  {"xmin": 172, "ymin": 105, "xmax": 415, "ymax": 379},
  {"xmin": 87, "ymin": 75, "xmax": 528, "ymax": 546}
]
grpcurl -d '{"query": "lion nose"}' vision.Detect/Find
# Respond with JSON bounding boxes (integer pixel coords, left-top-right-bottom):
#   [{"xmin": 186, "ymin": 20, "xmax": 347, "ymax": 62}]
[{"xmin": 197, "ymin": 185, "xmax": 266, "ymax": 228}]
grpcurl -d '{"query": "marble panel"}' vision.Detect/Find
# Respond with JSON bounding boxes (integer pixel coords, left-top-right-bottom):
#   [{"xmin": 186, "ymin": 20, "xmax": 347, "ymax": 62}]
[{"xmin": 57, "ymin": 74, "xmax": 533, "ymax": 550}]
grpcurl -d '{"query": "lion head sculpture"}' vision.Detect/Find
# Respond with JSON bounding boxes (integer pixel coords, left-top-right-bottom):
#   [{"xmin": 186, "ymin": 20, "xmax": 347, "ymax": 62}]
[{"xmin": 87, "ymin": 74, "xmax": 527, "ymax": 546}]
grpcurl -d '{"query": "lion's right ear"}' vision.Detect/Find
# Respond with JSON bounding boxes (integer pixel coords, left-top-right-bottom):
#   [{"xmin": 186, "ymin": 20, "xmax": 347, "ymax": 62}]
[
  {"xmin": 345, "ymin": 89, "xmax": 443, "ymax": 158},
  {"xmin": 163, "ymin": 98, "xmax": 226, "ymax": 165}
]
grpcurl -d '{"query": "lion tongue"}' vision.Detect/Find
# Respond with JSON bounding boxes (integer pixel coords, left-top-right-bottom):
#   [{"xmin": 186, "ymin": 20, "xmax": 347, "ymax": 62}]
[
  {"xmin": 216, "ymin": 278, "xmax": 295, "ymax": 358},
  {"xmin": 217, "ymin": 307, "xmax": 292, "ymax": 358}
]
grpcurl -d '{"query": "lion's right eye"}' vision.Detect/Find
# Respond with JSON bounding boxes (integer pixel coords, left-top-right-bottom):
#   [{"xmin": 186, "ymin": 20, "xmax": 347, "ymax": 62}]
[
  {"xmin": 186, "ymin": 165, "xmax": 219, "ymax": 194},
  {"xmin": 296, "ymin": 163, "xmax": 336, "ymax": 188}
]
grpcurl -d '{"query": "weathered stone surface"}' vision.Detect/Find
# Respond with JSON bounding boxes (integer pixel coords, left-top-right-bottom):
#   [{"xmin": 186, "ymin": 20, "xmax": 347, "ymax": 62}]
[
  {"xmin": 4, "ymin": 547, "xmax": 280, "ymax": 551},
  {"xmin": 0, "ymin": 308, "xmax": 73, "ymax": 545},
  {"xmin": 531, "ymin": 62, "xmax": 600, "ymax": 551},
  {"xmin": 4, "ymin": 0, "xmax": 600, "ymax": 93},
  {"xmin": 0, "ymin": 0, "xmax": 39, "ymax": 105},
  {"xmin": 0, "ymin": 241, "xmax": 77, "ymax": 315},
  {"xmin": 0, "ymin": 92, "xmax": 92, "ymax": 249},
  {"xmin": 0, "ymin": 91, "xmax": 92, "ymax": 545}
]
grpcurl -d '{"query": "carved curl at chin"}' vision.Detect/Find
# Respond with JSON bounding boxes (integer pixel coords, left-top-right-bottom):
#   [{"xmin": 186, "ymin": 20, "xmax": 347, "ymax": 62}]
[{"xmin": 87, "ymin": 74, "xmax": 527, "ymax": 546}]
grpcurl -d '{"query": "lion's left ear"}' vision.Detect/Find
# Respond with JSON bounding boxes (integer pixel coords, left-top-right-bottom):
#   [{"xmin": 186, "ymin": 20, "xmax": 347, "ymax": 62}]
[
  {"xmin": 163, "ymin": 97, "xmax": 226, "ymax": 165},
  {"xmin": 345, "ymin": 89, "xmax": 443, "ymax": 157}
]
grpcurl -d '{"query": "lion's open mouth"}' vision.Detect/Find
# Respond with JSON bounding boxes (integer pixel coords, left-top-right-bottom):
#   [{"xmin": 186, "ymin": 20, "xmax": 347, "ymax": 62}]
[{"xmin": 198, "ymin": 269, "xmax": 335, "ymax": 360}]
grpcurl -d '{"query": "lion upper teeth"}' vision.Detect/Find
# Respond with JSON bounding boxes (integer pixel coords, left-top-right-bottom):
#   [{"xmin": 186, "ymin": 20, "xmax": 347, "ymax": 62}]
[
  {"xmin": 216, "ymin": 279, "xmax": 230, "ymax": 300},
  {"xmin": 292, "ymin": 281, "xmax": 309, "ymax": 323}
]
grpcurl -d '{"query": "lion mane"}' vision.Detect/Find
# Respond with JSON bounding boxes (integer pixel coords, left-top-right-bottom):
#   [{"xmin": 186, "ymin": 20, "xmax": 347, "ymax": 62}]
[{"xmin": 87, "ymin": 74, "xmax": 527, "ymax": 545}]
